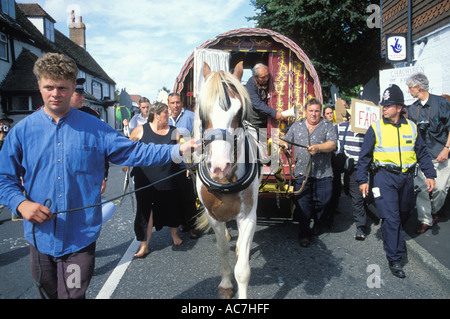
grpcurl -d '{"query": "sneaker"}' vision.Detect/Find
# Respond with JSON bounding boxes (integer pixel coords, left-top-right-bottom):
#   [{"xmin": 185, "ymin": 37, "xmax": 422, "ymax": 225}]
[{"xmin": 355, "ymin": 227, "xmax": 366, "ymax": 240}]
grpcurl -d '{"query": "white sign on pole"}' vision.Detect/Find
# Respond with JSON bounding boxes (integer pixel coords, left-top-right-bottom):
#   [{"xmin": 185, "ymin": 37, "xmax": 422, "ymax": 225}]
[{"xmin": 379, "ymin": 64, "xmax": 443, "ymax": 106}]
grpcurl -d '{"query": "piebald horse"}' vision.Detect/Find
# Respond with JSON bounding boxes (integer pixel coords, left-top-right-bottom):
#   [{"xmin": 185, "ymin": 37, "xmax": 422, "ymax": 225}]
[{"xmin": 194, "ymin": 62, "xmax": 261, "ymax": 299}]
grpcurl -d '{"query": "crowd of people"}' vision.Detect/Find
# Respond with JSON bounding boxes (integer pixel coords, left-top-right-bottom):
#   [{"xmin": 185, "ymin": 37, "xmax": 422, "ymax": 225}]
[
  {"xmin": 252, "ymin": 63, "xmax": 449, "ymax": 279},
  {"xmin": 0, "ymin": 53, "xmax": 448, "ymax": 298},
  {"xmin": 316, "ymin": 80, "xmax": 447, "ymax": 279}
]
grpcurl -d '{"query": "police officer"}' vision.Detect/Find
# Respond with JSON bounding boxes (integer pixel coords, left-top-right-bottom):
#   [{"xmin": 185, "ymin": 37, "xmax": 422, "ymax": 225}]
[
  {"xmin": 71, "ymin": 78, "xmax": 101, "ymax": 118},
  {"xmin": 356, "ymin": 84, "xmax": 436, "ymax": 278}
]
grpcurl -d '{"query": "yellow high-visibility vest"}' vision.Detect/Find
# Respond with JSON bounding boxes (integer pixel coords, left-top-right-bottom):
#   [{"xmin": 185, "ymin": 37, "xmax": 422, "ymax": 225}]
[{"xmin": 372, "ymin": 118, "xmax": 418, "ymax": 172}]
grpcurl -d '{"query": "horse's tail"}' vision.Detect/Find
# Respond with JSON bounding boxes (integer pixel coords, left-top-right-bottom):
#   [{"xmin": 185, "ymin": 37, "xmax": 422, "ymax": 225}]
[
  {"xmin": 194, "ymin": 209, "xmax": 211, "ymax": 232},
  {"xmin": 194, "ymin": 209, "xmax": 232, "ymax": 242}
]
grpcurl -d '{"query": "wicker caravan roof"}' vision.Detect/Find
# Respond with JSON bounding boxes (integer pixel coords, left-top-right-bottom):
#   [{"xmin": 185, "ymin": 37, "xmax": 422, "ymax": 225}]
[{"xmin": 173, "ymin": 28, "xmax": 322, "ymax": 103}]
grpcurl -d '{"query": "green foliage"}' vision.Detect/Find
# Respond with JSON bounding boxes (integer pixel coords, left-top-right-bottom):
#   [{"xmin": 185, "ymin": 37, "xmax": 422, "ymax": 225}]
[{"xmin": 249, "ymin": 0, "xmax": 386, "ymax": 102}]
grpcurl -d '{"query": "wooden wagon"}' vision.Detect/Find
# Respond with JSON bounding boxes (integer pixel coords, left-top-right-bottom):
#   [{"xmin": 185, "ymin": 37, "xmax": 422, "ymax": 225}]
[{"xmin": 173, "ymin": 28, "xmax": 322, "ymax": 208}]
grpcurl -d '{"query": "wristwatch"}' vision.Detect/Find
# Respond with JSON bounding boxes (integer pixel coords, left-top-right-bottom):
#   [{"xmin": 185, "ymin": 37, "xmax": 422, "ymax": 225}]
[{"xmin": 446, "ymin": 146, "xmax": 450, "ymax": 150}]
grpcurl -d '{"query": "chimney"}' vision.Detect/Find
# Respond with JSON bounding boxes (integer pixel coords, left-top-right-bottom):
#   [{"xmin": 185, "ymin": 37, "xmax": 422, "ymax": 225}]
[{"xmin": 69, "ymin": 10, "xmax": 86, "ymax": 49}]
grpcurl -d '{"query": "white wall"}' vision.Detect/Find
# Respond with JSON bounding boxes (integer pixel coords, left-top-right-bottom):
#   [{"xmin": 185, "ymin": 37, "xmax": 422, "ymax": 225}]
[
  {"xmin": 27, "ymin": 17, "xmax": 44, "ymax": 35},
  {"xmin": 413, "ymin": 24, "xmax": 450, "ymax": 95}
]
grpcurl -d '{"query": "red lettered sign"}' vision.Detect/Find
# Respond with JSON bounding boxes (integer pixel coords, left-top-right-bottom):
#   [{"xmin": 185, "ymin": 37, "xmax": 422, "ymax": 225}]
[{"xmin": 351, "ymin": 99, "xmax": 380, "ymax": 134}]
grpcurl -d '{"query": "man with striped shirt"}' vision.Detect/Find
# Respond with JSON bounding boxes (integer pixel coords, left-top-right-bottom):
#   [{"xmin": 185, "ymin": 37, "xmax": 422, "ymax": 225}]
[{"xmin": 335, "ymin": 113, "xmax": 367, "ymax": 240}]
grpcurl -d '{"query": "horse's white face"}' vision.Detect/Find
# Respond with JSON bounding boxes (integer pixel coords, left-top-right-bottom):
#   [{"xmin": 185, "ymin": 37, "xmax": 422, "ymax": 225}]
[{"xmin": 207, "ymin": 95, "xmax": 242, "ymax": 179}]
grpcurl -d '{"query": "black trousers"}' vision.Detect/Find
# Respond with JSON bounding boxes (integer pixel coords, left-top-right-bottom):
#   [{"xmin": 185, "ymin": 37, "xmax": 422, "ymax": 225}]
[
  {"xmin": 346, "ymin": 168, "xmax": 367, "ymax": 229},
  {"xmin": 181, "ymin": 174, "xmax": 198, "ymax": 229}
]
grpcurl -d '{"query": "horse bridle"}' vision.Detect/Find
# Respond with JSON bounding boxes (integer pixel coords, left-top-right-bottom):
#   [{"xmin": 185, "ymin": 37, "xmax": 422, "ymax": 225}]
[
  {"xmin": 198, "ymin": 125, "xmax": 259, "ymax": 194},
  {"xmin": 197, "ymin": 81, "xmax": 259, "ymax": 194}
]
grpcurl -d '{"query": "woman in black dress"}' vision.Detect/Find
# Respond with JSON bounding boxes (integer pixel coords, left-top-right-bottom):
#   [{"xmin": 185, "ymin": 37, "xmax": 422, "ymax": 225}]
[{"xmin": 128, "ymin": 102, "xmax": 184, "ymax": 257}]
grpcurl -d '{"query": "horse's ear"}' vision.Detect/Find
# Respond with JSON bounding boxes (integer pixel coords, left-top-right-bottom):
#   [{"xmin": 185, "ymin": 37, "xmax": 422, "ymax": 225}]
[
  {"xmin": 202, "ymin": 62, "xmax": 211, "ymax": 80},
  {"xmin": 233, "ymin": 61, "xmax": 244, "ymax": 81}
]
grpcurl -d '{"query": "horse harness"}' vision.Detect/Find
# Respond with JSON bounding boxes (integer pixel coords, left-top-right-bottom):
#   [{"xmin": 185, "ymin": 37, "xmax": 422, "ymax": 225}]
[{"xmin": 197, "ymin": 82, "xmax": 260, "ymax": 194}]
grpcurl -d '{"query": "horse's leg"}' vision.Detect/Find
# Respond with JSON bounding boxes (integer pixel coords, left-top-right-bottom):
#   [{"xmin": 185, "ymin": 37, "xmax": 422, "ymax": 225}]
[
  {"xmin": 234, "ymin": 208, "xmax": 256, "ymax": 299},
  {"xmin": 207, "ymin": 213, "xmax": 234, "ymax": 299}
]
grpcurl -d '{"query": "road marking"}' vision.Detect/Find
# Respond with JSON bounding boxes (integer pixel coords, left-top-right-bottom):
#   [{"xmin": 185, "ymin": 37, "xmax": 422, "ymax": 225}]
[{"xmin": 95, "ymin": 238, "xmax": 140, "ymax": 299}]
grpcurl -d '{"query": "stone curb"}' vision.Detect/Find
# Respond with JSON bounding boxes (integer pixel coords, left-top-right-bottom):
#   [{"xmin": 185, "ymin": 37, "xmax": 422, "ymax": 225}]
[{"xmin": 405, "ymin": 233, "xmax": 450, "ymax": 295}]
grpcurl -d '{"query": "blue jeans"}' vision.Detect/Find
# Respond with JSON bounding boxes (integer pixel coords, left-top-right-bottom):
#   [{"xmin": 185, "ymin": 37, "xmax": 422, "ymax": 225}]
[{"xmin": 293, "ymin": 176, "xmax": 333, "ymax": 238}]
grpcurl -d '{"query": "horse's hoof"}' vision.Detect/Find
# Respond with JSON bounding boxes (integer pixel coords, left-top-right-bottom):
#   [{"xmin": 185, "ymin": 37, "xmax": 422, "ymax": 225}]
[
  {"xmin": 225, "ymin": 229, "xmax": 231, "ymax": 242},
  {"xmin": 218, "ymin": 287, "xmax": 234, "ymax": 299}
]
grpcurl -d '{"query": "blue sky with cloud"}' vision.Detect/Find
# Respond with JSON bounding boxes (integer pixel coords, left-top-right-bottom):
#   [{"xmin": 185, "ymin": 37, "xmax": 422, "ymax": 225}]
[{"xmin": 16, "ymin": 0, "xmax": 257, "ymax": 100}]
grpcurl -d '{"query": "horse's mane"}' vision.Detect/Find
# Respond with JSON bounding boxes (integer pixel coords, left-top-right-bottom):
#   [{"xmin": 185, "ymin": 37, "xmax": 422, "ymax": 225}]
[{"xmin": 198, "ymin": 70, "xmax": 251, "ymax": 124}]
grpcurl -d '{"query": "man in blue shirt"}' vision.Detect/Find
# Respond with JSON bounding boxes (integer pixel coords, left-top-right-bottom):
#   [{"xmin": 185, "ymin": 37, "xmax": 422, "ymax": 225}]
[
  {"xmin": 0, "ymin": 53, "xmax": 196, "ymax": 298},
  {"xmin": 167, "ymin": 92, "xmax": 199, "ymax": 238},
  {"xmin": 168, "ymin": 92, "xmax": 195, "ymax": 136}
]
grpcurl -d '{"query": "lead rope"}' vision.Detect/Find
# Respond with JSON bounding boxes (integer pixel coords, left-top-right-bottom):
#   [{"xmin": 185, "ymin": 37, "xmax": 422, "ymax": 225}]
[{"xmin": 32, "ymin": 162, "xmax": 199, "ymax": 298}]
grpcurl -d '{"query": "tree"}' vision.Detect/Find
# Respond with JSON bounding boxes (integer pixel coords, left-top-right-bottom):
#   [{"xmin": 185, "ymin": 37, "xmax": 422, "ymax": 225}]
[{"xmin": 249, "ymin": 0, "xmax": 387, "ymax": 101}]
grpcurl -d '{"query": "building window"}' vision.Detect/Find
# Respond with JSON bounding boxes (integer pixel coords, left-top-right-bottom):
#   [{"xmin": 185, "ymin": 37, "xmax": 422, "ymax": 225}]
[
  {"xmin": 45, "ymin": 18, "xmax": 55, "ymax": 42},
  {"xmin": 92, "ymin": 80, "xmax": 103, "ymax": 100},
  {"xmin": 1, "ymin": 0, "xmax": 15, "ymax": 19},
  {"xmin": 8, "ymin": 95, "xmax": 43, "ymax": 112},
  {"xmin": 10, "ymin": 96, "xmax": 29, "ymax": 111},
  {"xmin": 0, "ymin": 33, "xmax": 7, "ymax": 61}
]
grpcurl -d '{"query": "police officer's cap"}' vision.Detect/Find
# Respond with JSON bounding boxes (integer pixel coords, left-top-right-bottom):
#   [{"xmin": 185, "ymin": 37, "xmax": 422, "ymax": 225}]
[
  {"xmin": 380, "ymin": 84, "xmax": 405, "ymax": 107},
  {"xmin": 75, "ymin": 78, "xmax": 87, "ymax": 94},
  {"xmin": 0, "ymin": 116, "xmax": 13, "ymax": 124}
]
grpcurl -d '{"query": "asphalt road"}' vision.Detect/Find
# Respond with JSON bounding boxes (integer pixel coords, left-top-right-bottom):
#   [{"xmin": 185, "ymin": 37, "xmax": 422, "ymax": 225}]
[{"xmin": 1, "ymin": 164, "xmax": 449, "ymax": 303}]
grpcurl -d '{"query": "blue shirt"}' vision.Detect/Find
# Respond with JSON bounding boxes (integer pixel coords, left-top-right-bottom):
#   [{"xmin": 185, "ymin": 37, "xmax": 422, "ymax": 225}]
[
  {"xmin": 0, "ymin": 108, "xmax": 183, "ymax": 257},
  {"xmin": 169, "ymin": 109, "xmax": 195, "ymax": 136}
]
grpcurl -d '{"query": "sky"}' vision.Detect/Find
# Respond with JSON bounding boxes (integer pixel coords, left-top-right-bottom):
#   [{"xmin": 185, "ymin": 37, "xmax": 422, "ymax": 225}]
[{"xmin": 16, "ymin": 0, "xmax": 257, "ymax": 101}]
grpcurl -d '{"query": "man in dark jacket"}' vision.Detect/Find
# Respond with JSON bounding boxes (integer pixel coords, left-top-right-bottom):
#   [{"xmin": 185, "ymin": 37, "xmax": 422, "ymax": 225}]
[
  {"xmin": 245, "ymin": 63, "xmax": 287, "ymax": 129},
  {"xmin": 406, "ymin": 73, "xmax": 450, "ymax": 234}
]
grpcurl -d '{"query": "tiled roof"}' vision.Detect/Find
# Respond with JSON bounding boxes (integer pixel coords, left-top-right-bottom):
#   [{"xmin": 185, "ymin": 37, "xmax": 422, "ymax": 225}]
[
  {"xmin": 0, "ymin": 2, "xmax": 115, "ymax": 92},
  {"xmin": 16, "ymin": 3, "xmax": 56, "ymax": 23},
  {"xmin": 1, "ymin": 49, "xmax": 39, "ymax": 92}
]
